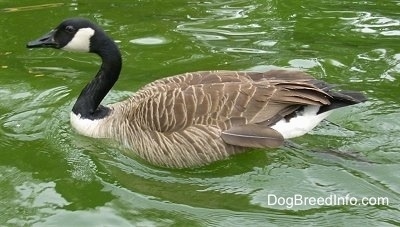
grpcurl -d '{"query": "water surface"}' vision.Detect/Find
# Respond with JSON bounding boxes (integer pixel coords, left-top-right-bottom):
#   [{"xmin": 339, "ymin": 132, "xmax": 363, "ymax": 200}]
[{"xmin": 1, "ymin": 0, "xmax": 399, "ymax": 226}]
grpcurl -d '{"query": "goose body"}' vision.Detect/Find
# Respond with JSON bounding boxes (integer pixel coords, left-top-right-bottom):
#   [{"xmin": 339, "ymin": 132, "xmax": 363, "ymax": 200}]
[{"xmin": 27, "ymin": 18, "xmax": 366, "ymax": 168}]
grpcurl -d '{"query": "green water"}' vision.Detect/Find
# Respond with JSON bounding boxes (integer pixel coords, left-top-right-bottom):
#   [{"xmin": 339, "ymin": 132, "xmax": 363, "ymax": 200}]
[{"xmin": 1, "ymin": 0, "xmax": 399, "ymax": 226}]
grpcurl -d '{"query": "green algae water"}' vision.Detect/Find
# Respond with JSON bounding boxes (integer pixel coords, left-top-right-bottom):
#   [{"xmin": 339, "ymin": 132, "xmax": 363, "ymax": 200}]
[{"xmin": 1, "ymin": 0, "xmax": 399, "ymax": 226}]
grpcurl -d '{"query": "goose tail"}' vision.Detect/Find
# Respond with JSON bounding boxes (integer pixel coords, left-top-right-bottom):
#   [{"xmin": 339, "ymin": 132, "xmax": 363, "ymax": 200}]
[{"xmin": 318, "ymin": 90, "xmax": 367, "ymax": 114}]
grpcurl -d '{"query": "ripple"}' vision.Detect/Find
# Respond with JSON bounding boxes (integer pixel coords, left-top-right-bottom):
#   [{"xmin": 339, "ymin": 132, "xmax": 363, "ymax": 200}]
[
  {"xmin": 0, "ymin": 166, "xmax": 69, "ymax": 226},
  {"xmin": 45, "ymin": 100, "xmax": 100, "ymax": 182},
  {"xmin": 380, "ymin": 30, "xmax": 400, "ymax": 36},
  {"xmin": 176, "ymin": 25, "xmax": 266, "ymax": 36},
  {"xmin": 194, "ymin": 34, "xmax": 227, "ymax": 41},
  {"xmin": 2, "ymin": 108, "xmax": 48, "ymax": 141},
  {"xmin": 224, "ymin": 47, "xmax": 272, "ymax": 54},
  {"xmin": 351, "ymin": 48, "xmax": 400, "ymax": 82},
  {"xmin": 129, "ymin": 37, "xmax": 169, "ymax": 45},
  {"xmin": 202, "ymin": 1, "xmax": 258, "ymax": 20},
  {"xmin": 2, "ymin": 3, "xmax": 64, "ymax": 12},
  {"xmin": 357, "ymin": 49, "xmax": 386, "ymax": 61},
  {"xmin": 254, "ymin": 40, "xmax": 277, "ymax": 47},
  {"xmin": 15, "ymin": 181, "xmax": 69, "ymax": 208},
  {"xmin": 346, "ymin": 12, "xmax": 400, "ymax": 36},
  {"xmin": 0, "ymin": 85, "xmax": 70, "ymax": 142},
  {"xmin": 288, "ymin": 59, "xmax": 319, "ymax": 69}
]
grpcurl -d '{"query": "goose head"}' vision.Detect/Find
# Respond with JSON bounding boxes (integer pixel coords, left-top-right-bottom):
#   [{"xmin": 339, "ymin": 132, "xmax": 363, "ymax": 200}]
[
  {"xmin": 27, "ymin": 18, "xmax": 122, "ymax": 121},
  {"xmin": 27, "ymin": 18, "xmax": 109, "ymax": 54}
]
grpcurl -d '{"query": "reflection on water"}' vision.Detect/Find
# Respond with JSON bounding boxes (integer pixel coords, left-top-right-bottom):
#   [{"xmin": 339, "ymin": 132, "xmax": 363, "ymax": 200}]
[
  {"xmin": 1, "ymin": 0, "xmax": 400, "ymax": 226},
  {"xmin": 1, "ymin": 3, "xmax": 64, "ymax": 13},
  {"xmin": 346, "ymin": 11, "xmax": 400, "ymax": 36},
  {"xmin": 129, "ymin": 37, "xmax": 170, "ymax": 45},
  {"xmin": 0, "ymin": 85, "xmax": 70, "ymax": 142}
]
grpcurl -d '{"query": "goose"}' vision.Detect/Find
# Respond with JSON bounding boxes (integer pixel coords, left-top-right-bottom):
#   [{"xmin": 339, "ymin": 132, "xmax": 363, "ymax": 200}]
[{"xmin": 27, "ymin": 18, "xmax": 366, "ymax": 168}]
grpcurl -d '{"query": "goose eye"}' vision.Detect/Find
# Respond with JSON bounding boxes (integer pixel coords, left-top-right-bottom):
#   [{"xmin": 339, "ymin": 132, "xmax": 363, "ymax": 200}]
[{"xmin": 65, "ymin": 25, "xmax": 75, "ymax": 33}]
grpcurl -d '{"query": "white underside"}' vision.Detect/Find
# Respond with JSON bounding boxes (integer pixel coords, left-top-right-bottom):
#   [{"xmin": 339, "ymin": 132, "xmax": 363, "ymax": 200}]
[
  {"xmin": 70, "ymin": 105, "xmax": 331, "ymax": 140},
  {"xmin": 70, "ymin": 112, "xmax": 106, "ymax": 138},
  {"xmin": 271, "ymin": 105, "xmax": 332, "ymax": 139}
]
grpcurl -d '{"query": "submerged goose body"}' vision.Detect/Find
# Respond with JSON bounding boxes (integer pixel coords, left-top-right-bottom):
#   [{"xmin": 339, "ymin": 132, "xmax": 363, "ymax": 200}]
[{"xmin": 27, "ymin": 18, "xmax": 366, "ymax": 168}]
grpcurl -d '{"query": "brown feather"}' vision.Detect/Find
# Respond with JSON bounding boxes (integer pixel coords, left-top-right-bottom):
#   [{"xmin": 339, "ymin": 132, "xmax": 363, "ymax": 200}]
[
  {"xmin": 221, "ymin": 124, "xmax": 284, "ymax": 148},
  {"xmin": 97, "ymin": 70, "xmax": 367, "ymax": 168}
]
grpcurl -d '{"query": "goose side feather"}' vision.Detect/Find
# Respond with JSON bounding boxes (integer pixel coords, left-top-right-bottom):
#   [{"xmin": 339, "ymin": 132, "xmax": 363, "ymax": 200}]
[{"xmin": 73, "ymin": 70, "xmax": 363, "ymax": 168}]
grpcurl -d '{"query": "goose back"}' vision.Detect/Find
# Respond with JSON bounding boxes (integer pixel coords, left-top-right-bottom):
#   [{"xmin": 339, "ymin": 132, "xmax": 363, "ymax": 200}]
[{"xmin": 100, "ymin": 70, "xmax": 360, "ymax": 168}]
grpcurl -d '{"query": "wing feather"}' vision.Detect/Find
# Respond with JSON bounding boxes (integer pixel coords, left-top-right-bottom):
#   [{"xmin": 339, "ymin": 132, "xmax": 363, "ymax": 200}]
[{"xmin": 221, "ymin": 124, "xmax": 284, "ymax": 148}]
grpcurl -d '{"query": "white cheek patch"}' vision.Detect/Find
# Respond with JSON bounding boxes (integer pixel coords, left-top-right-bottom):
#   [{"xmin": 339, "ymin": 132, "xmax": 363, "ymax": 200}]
[{"xmin": 62, "ymin": 27, "xmax": 95, "ymax": 52}]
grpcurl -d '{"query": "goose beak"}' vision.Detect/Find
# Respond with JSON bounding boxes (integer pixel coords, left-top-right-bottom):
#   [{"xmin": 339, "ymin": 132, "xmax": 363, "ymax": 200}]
[{"xmin": 27, "ymin": 30, "xmax": 59, "ymax": 48}]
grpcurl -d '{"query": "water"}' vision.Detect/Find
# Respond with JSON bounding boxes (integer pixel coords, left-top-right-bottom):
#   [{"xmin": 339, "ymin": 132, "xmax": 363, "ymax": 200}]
[{"xmin": 1, "ymin": 0, "xmax": 399, "ymax": 226}]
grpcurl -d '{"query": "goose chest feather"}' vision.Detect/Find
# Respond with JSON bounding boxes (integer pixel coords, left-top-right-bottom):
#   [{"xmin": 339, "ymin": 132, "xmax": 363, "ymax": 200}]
[{"xmin": 27, "ymin": 18, "xmax": 366, "ymax": 168}]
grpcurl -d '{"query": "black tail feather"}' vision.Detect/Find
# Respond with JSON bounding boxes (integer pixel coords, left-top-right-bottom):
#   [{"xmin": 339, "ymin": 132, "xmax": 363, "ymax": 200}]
[{"xmin": 318, "ymin": 90, "xmax": 367, "ymax": 114}]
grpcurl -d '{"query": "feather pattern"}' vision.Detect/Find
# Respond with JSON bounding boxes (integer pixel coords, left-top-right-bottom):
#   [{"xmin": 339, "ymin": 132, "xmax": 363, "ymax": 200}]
[
  {"xmin": 86, "ymin": 70, "xmax": 365, "ymax": 168},
  {"xmin": 221, "ymin": 124, "xmax": 284, "ymax": 148}
]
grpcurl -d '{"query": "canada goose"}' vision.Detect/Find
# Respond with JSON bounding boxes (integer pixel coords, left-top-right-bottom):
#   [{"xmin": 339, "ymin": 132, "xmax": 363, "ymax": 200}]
[{"xmin": 27, "ymin": 18, "xmax": 366, "ymax": 168}]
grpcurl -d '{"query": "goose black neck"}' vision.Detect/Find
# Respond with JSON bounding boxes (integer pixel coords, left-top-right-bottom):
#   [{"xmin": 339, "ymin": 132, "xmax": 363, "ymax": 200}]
[{"xmin": 72, "ymin": 40, "xmax": 122, "ymax": 120}]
